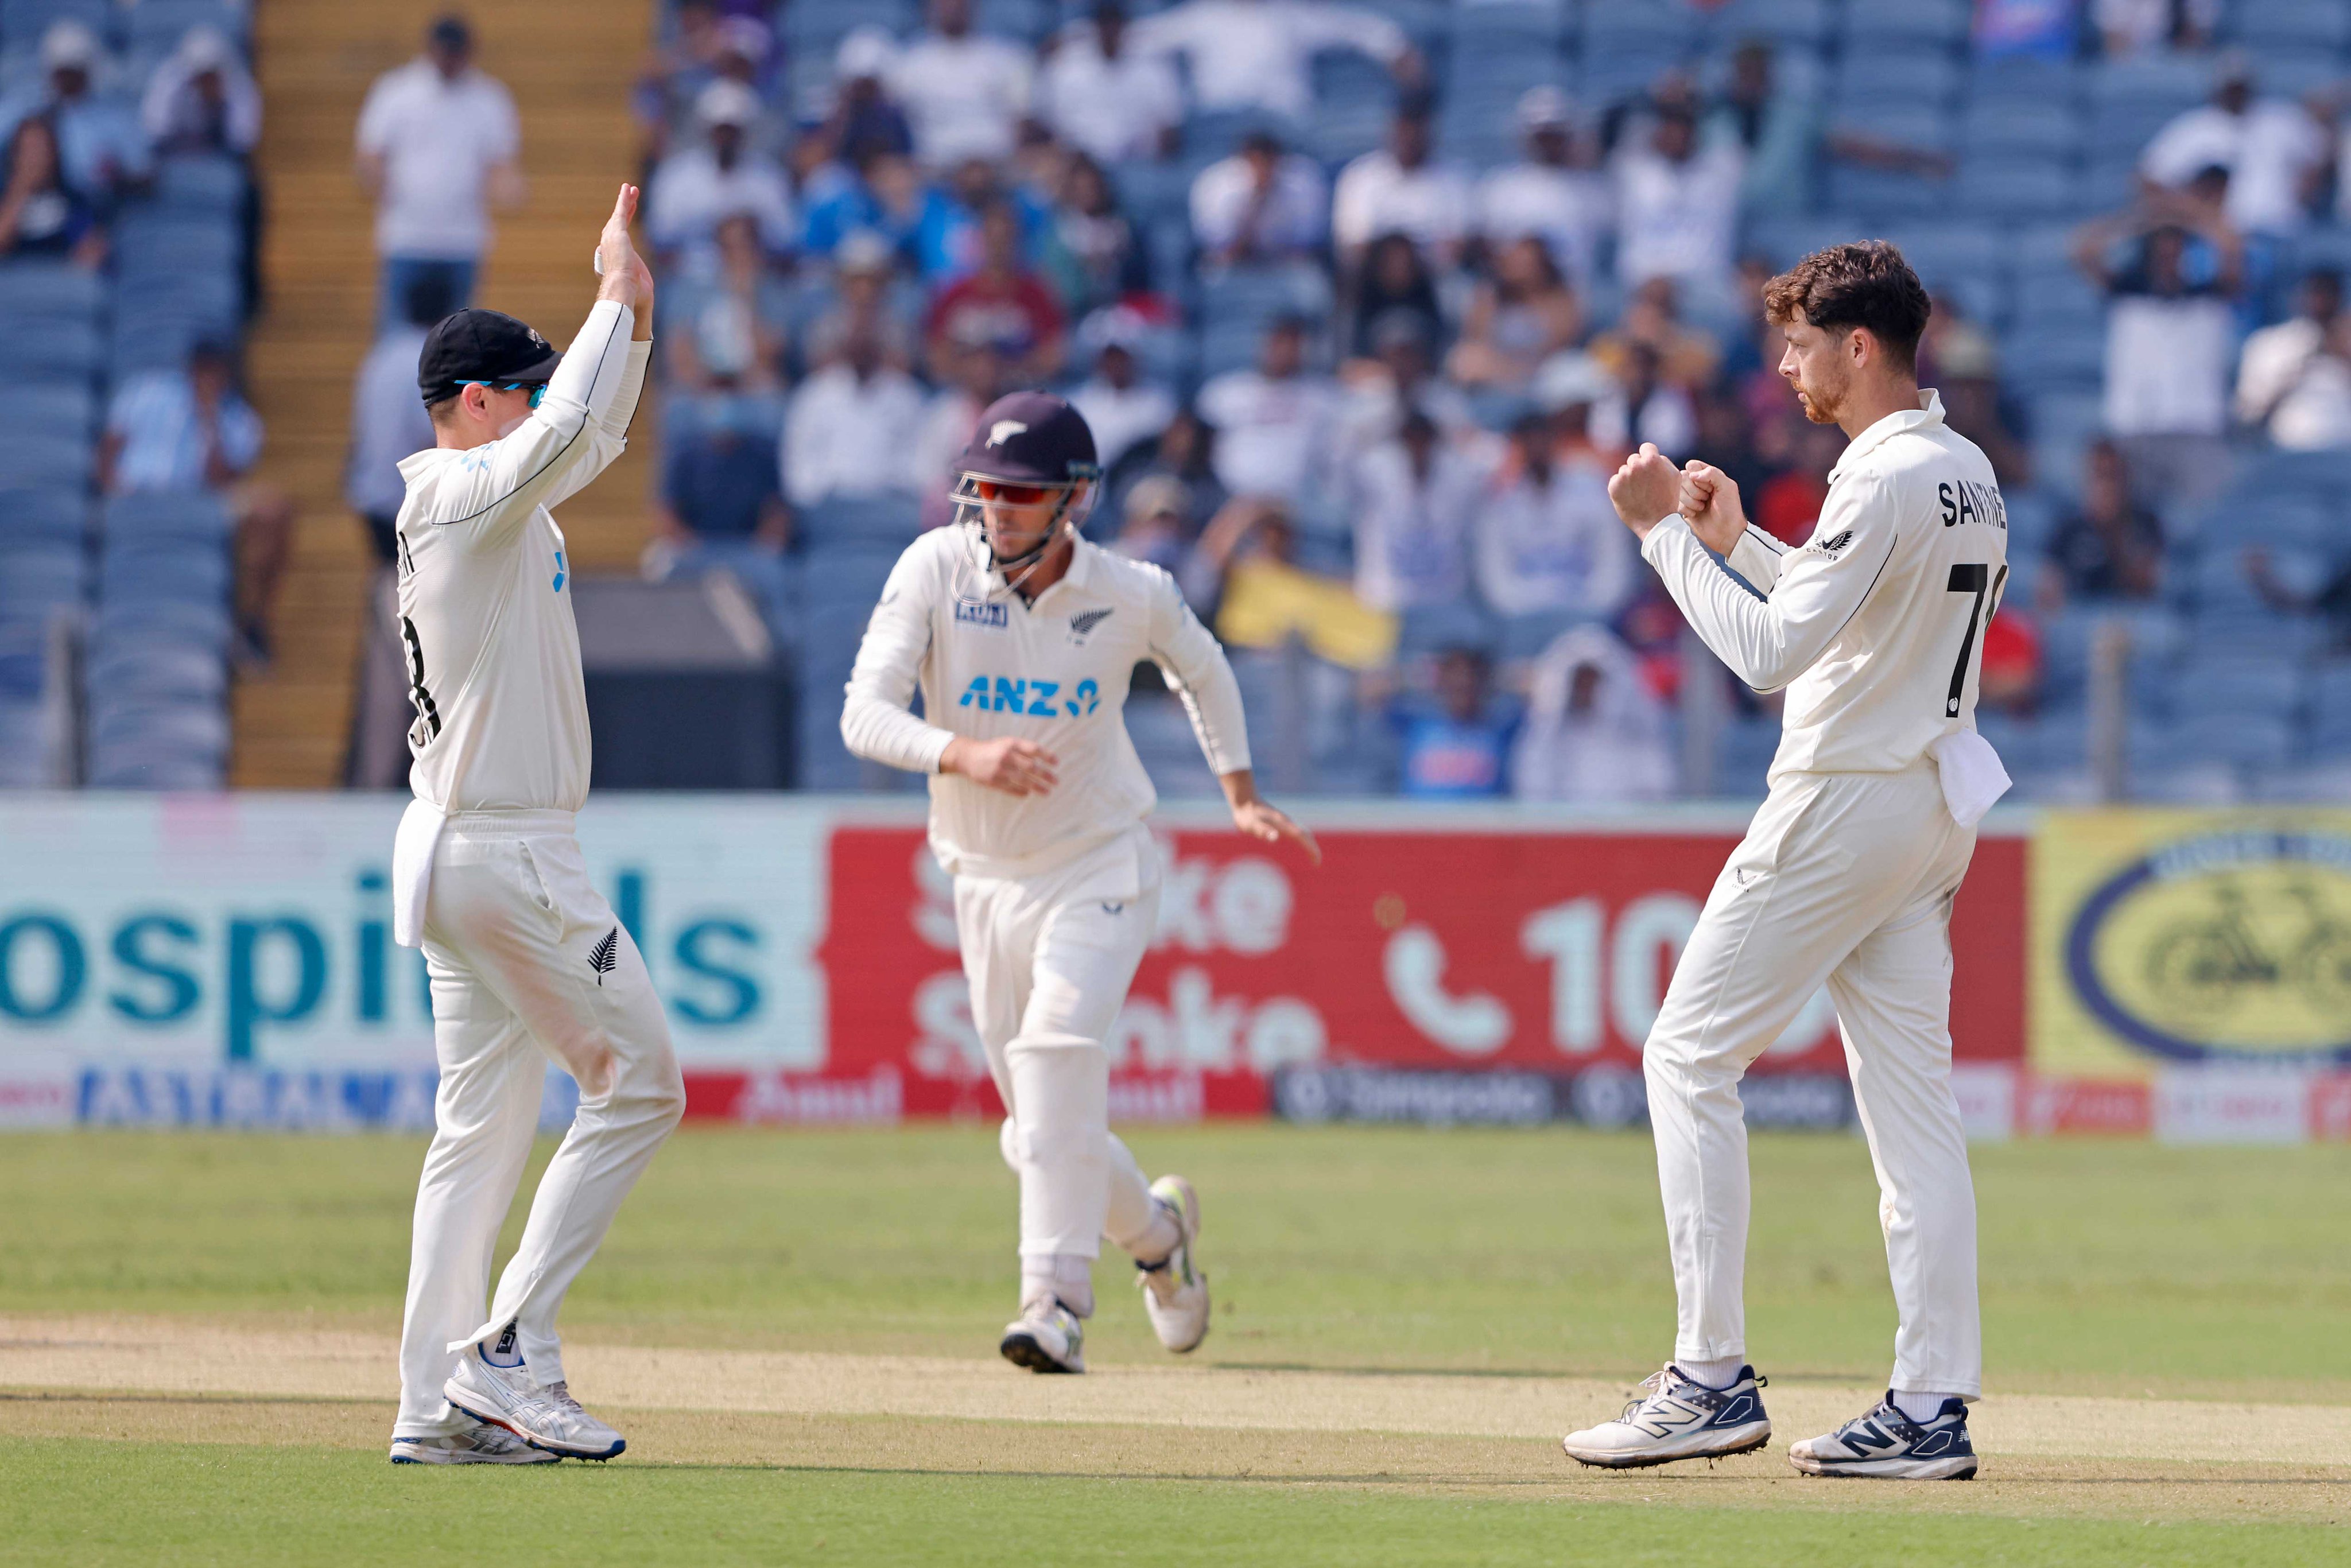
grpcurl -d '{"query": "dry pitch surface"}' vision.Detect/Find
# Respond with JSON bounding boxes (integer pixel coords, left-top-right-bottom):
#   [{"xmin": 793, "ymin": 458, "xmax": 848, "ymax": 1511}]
[
  {"xmin": 2, "ymin": 1127, "xmax": 2348, "ymax": 1562},
  {"xmin": 2, "ymin": 1313, "xmax": 2349, "ymax": 1529}
]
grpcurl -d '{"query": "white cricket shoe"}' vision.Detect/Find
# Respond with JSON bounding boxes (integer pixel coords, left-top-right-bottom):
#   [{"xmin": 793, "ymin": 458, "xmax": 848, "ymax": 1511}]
[
  {"xmin": 1789, "ymin": 1393, "xmax": 1979, "ymax": 1480},
  {"xmin": 999, "ymin": 1297, "xmax": 1087, "ymax": 1373},
  {"xmin": 443, "ymin": 1348, "xmax": 627, "ymax": 1460},
  {"xmin": 1135, "ymin": 1174, "xmax": 1210, "ymax": 1354},
  {"xmin": 389, "ymin": 1420, "xmax": 560, "ymax": 1466},
  {"xmin": 1562, "ymin": 1364, "xmax": 1773, "ymax": 1469}
]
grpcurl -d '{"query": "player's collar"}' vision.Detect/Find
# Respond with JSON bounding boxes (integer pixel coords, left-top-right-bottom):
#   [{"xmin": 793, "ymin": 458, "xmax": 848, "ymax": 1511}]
[{"xmin": 1828, "ymin": 389, "xmax": 1945, "ymax": 482}]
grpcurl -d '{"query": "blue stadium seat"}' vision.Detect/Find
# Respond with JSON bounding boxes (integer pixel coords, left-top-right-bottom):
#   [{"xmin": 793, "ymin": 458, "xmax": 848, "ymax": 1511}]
[
  {"xmin": 2231, "ymin": 0, "xmax": 2351, "ymax": 52},
  {"xmin": 1572, "ymin": 44, "xmax": 1689, "ymax": 108},
  {"xmin": 1970, "ymin": 53, "xmax": 2084, "ymax": 109},
  {"xmin": 1958, "ymin": 99, "xmax": 2082, "ymax": 160},
  {"xmin": 102, "ymin": 490, "xmax": 232, "ymax": 546},
  {"xmin": 1824, "ymin": 163, "xmax": 1952, "ymax": 222},
  {"xmin": 1957, "ymin": 156, "xmax": 2082, "ymax": 223},
  {"xmin": 91, "ymin": 596, "xmax": 230, "ymax": 653},
  {"xmin": 782, "ymin": 0, "xmax": 915, "ymax": 49},
  {"xmin": 1831, "ymin": 50, "xmax": 1964, "ymax": 112},
  {"xmin": 1842, "ymin": 0, "xmax": 1970, "ymax": 50},
  {"xmin": 794, "ymin": 495, "xmax": 921, "ymax": 552},
  {"xmin": 0, "ymin": 260, "xmax": 102, "ymax": 319},
  {"xmin": 0, "ymin": 316, "xmax": 101, "ymax": 381},
  {"xmin": 1396, "ymin": 600, "xmax": 1495, "ymax": 657},
  {"xmin": 1577, "ymin": 0, "xmax": 1700, "ymax": 54},
  {"xmin": 0, "ymin": 538, "xmax": 85, "ymax": 613},
  {"xmin": 1448, "ymin": 3, "xmax": 1569, "ymax": 52},
  {"xmin": 0, "ymin": 430, "xmax": 93, "ymax": 491},
  {"xmin": 99, "ymin": 538, "xmax": 230, "ymax": 607},
  {"xmin": 152, "ymin": 153, "xmax": 248, "ymax": 217},
  {"xmin": 114, "ymin": 212, "xmax": 241, "ymax": 275},
  {"xmin": 86, "ymin": 638, "xmax": 227, "ymax": 708},
  {"xmin": 973, "ymin": 0, "xmax": 1053, "ymax": 43},
  {"xmin": 0, "ymin": 382, "xmax": 97, "ymax": 442},
  {"xmin": 2027, "ymin": 391, "xmax": 2105, "ymax": 498},
  {"xmin": 1704, "ymin": 0, "xmax": 1835, "ymax": 49},
  {"xmin": 86, "ymin": 697, "xmax": 230, "ymax": 789},
  {"xmin": 0, "ymin": 486, "xmax": 88, "ymax": 546}
]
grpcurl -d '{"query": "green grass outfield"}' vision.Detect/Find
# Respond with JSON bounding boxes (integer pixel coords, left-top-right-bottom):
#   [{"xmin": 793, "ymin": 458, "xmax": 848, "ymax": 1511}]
[{"xmin": 2, "ymin": 1126, "xmax": 2348, "ymax": 1565}]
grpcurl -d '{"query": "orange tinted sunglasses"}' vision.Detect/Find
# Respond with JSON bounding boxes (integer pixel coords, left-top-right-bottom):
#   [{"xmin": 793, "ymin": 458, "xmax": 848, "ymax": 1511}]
[{"xmin": 975, "ymin": 479, "xmax": 1052, "ymax": 505}]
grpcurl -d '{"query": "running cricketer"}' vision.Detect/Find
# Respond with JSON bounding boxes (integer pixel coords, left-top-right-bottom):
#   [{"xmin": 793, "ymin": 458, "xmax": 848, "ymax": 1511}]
[
  {"xmin": 842, "ymin": 391, "xmax": 1317, "ymax": 1372},
  {"xmin": 1564, "ymin": 242, "xmax": 2011, "ymax": 1480},
  {"xmin": 385, "ymin": 185, "xmax": 681, "ymax": 1465}
]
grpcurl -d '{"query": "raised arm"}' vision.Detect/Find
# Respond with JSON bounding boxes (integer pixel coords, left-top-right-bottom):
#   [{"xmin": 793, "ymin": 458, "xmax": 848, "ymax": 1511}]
[{"xmin": 443, "ymin": 187, "xmax": 649, "ymax": 548}]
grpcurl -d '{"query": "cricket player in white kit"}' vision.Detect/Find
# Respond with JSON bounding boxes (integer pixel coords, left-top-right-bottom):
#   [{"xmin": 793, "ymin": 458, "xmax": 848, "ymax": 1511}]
[
  {"xmin": 842, "ymin": 391, "xmax": 1317, "ymax": 1372},
  {"xmin": 1563, "ymin": 243, "xmax": 2011, "ymax": 1480},
  {"xmin": 385, "ymin": 187, "xmax": 682, "ymax": 1464}
]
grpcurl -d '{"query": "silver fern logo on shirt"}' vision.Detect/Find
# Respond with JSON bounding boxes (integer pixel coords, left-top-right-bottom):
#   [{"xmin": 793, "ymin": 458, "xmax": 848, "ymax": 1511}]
[{"xmin": 1069, "ymin": 607, "xmax": 1114, "ymax": 643}]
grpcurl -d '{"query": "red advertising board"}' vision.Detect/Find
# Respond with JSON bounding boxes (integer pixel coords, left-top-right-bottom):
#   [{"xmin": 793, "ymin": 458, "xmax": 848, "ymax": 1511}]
[{"xmin": 685, "ymin": 824, "xmax": 2027, "ymax": 1123}]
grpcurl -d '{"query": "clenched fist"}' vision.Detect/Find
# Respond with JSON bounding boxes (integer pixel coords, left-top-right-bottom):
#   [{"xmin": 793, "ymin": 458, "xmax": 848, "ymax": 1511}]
[
  {"xmin": 1677, "ymin": 461, "xmax": 1747, "ymax": 556},
  {"xmin": 1607, "ymin": 443, "xmax": 1682, "ymax": 538}
]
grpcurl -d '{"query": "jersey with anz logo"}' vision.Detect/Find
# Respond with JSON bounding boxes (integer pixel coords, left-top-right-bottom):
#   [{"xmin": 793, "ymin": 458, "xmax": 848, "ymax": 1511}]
[
  {"xmin": 393, "ymin": 302, "xmax": 647, "ymax": 813},
  {"xmin": 841, "ymin": 529, "xmax": 1252, "ymax": 879}
]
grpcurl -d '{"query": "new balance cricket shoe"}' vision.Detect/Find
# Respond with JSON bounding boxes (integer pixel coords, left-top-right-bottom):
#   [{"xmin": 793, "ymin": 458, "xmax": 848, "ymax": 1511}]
[
  {"xmin": 389, "ymin": 1420, "xmax": 560, "ymax": 1465},
  {"xmin": 443, "ymin": 1348, "xmax": 628, "ymax": 1460},
  {"xmin": 1561, "ymin": 1365, "xmax": 1772, "ymax": 1469},
  {"xmin": 1789, "ymin": 1394, "xmax": 1978, "ymax": 1480},
  {"xmin": 1136, "ymin": 1174, "xmax": 1210, "ymax": 1354},
  {"xmin": 999, "ymin": 1298, "xmax": 1087, "ymax": 1373}
]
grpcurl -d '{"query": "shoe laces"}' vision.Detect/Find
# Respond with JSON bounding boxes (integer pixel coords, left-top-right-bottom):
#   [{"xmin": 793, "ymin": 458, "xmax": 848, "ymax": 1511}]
[
  {"xmin": 545, "ymin": 1380, "xmax": 587, "ymax": 1417},
  {"xmin": 1616, "ymin": 1367, "xmax": 1675, "ymax": 1422}
]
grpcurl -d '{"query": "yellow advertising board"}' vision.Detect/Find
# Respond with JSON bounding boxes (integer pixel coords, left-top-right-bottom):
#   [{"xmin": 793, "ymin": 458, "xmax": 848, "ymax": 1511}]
[{"xmin": 2031, "ymin": 810, "xmax": 2351, "ymax": 1077}]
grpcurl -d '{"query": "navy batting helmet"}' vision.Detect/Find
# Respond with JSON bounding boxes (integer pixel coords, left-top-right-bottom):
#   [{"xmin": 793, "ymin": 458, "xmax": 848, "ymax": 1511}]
[{"xmin": 951, "ymin": 391, "xmax": 1101, "ymax": 586}]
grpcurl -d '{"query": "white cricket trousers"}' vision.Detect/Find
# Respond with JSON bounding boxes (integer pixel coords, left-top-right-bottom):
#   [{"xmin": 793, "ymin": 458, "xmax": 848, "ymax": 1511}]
[
  {"xmin": 955, "ymin": 826, "xmax": 1166, "ymax": 1277},
  {"xmin": 394, "ymin": 811, "xmax": 685, "ymax": 1438},
  {"xmin": 1644, "ymin": 762, "xmax": 1982, "ymax": 1399}
]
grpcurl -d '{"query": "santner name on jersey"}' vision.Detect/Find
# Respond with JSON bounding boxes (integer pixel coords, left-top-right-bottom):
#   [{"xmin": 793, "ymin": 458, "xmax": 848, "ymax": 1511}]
[{"xmin": 841, "ymin": 527, "xmax": 1250, "ymax": 880}]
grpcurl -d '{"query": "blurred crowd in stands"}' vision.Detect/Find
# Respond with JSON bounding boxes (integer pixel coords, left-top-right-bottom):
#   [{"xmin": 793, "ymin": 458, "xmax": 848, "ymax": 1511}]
[
  {"xmin": 0, "ymin": 0, "xmax": 274, "ymax": 787},
  {"xmin": 395, "ymin": 0, "xmax": 2351, "ymax": 801}
]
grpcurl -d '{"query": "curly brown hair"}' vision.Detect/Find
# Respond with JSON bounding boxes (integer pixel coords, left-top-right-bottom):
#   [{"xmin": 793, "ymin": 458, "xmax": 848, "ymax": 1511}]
[{"xmin": 1761, "ymin": 240, "xmax": 1931, "ymax": 372}]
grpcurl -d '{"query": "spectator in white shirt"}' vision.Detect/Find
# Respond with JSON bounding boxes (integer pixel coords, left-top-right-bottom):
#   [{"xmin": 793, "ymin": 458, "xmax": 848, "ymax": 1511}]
[
  {"xmin": 1331, "ymin": 96, "xmax": 1473, "ymax": 272},
  {"xmin": 141, "ymin": 25, "xmax": 260, "ymax": 157},
  {"xmin": 1510, "ymin": 623, "xmax": 1675, "ymax": 803},
  {"xmin": 346, "ymin": 271, "xmax": 453, "ymax": 566},
  {"xmin": 782, "ymin": 323, "xmax": 929, "ymax": 509},
  {"xmin": 2094, "ymin": 0, "xmax": 2218, "ymax": 56},
  {"xmin": 1194, "ymin": 313, "xmax": 1339, "ymax": 502},
  {"xmin": 647, "ymin": 80, "xmax": 797, "ymax": 265},
  {"xmin": 355, "ymin": 15, "xmax": 522, "ymax": 323},
  {"xmin": 2075, "ymin": 188, "xmax": 2245, "ymax": 507},
  {"xmin": 2237, "ymin": 267, "xmax": 2351, "ymax": 449},
  {"xmin": 1612, "ymin": 102, "xmax": 1743, "ymax": 310},
  {"xmin": 2140, "ymin": 54, "xmax": 2327, "ymax": 238},
  {"xmin": 1472, "ymin": 406, "xmax": 1632, "ymax": 622},
  {"xmin": 1132, "ymin": 0, "xmax": 1419, "ymax": 122},
  {"xmin": 1349, "ymin": 409, "xmax": 1481, "ymax": 612},
  {"xmin": 910, "ymin": 337, "xmax": 1007, "ymax": 529},
  {"xmin": 0, "ymin": 21, "xmax": 152, "ymax": 203},
  {"xmin": 1039, "ymin": 3, "xmax": 1182, "ymax": 165},
  {"xmin": 1476, "ymin": 86, "xmax": 1612, "ymax": 289},
  {"xmin": 889, "ymin": 0, "xmax": 1034, "ymax": 169},
  {"xmin": 102, "ymin": 339, "xmax": 295, "ymax": 664},
  {"xmin": 1190, "ymin": 129, "xmax": 1328, "ymax": 267},
  {"xmin": 1069, "ymin": 306, "xmax": 1178, "ymax": 471}
]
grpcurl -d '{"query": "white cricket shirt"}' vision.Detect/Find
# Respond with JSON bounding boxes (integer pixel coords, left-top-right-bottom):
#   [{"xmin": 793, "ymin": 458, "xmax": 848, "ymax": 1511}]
[
  {"xmin": 1642, "ymin": 390, "xmax": 2009, "ymax": 782},
  {"xmin": 841, "ymin": 529, "xmax": 1252, "ymax": 880},
  {"xmin": 394, "ymin": 300, "xmax": 649, "ymax": 814}
]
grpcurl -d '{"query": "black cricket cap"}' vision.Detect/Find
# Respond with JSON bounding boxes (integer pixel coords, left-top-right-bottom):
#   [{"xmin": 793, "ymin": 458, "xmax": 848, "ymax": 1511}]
[
  {"xmin": 417, "ymin": 308, "xmax": 560, "ymax": 406},
  {"xmin": 956, "ymin": 391, "xmax": 1099, "ymax": 486}
]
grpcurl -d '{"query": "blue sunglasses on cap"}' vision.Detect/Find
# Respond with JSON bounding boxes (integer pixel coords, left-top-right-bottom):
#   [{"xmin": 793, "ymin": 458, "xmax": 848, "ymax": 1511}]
[{"xmin": 456, "ymin": 379, "xmax": 547, "ymax": 409}]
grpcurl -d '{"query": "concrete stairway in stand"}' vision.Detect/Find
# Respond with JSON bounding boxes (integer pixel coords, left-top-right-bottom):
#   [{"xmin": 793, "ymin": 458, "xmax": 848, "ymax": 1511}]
[{"xmin": 235, "ymin": 0, "xmax": 657, "ymax": 787}]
